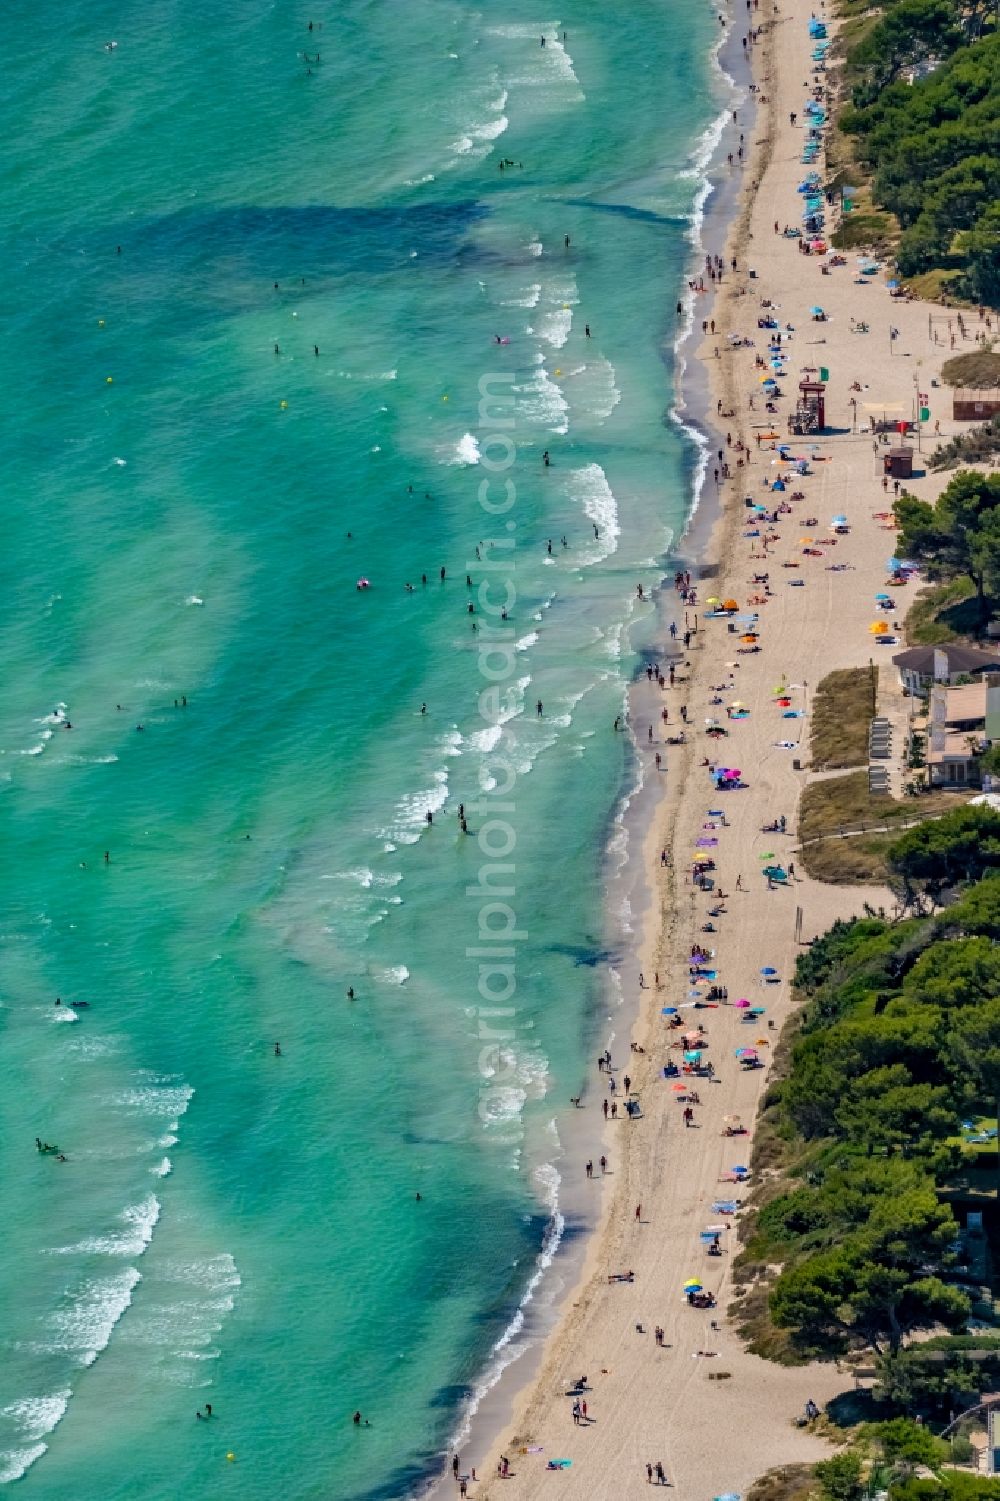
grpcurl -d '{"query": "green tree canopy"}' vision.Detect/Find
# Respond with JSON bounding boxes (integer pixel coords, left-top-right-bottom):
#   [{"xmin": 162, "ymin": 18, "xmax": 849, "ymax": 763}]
[{"xmin": 895, "ymin": 473, "xmax": 1000, "ymax": 625}]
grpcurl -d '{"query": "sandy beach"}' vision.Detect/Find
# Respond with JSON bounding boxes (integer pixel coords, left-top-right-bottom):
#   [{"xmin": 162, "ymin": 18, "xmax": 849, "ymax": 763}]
[{"xmin": 455, "ymin": 0, "xmax": 987, "ymax": 1494}]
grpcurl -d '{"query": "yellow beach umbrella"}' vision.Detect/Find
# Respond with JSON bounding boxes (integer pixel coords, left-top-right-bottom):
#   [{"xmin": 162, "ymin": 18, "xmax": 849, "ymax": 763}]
[{"xmin": 869, "ymin": 621, "xmax": 889, "ymax": 634}]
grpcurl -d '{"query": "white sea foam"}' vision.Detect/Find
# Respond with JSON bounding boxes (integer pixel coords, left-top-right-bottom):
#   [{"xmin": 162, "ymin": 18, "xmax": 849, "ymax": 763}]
[
  {"xmin": 377, "ymin": 966, "xmax": 410, "ymax": 986},
  {"xmin": 185, "ymin": 595, "xmax": 204, "ymax": 606},
  {"xmin": 384, "ymin": 768, "xmax": 450, "ymax": 843},
  {"xmin": 499, "ymin": 283, "xmax": 542, "ymax": 308},
  {"xmin": 568, "ymin": 463, "xmax": 621, "ymax": 562},
  {"xmin": 403, "ymin": 172, "xmax": 436, "ymax": 187},
  {"xmin": 1, "ymin": 1392, "xmax": 70, "ymax": 1445},
  {"xmin": 43, "ymin": 1267, "xmax": 141, "ymax": 1367},
  {"xmin": 451, "ymin": 115, "xmax": 509, "ymax": 155},
  {"xmin": 113, "ymin": 1081, "xmax": 194, "ymax": 1120},
  {"xmin": 515, "ymin": 631, "xmax": 538, "ymax": 651},
  {"xmin": 525, "ymin": 237, "xmax": 543, "ymax": 258},
  {"xmin": 469, "ymin": 723, "xmax": 504, "ymax": 755},
  {"xmin": 0, "ymin": 1445, "xmax": 48, "ymax": 1483},
  {"xmin": 530, "ymin": 307, "xmax": 572, "ymax": 348},
  {"xmin": 51, "ymin": 1007, "xmax": 78, "ymax": 1023},
  {"xmin": 150, "ymin": 1157, "xmax": 172, "ymax": 1177},
  {"xmin": 446, "ymin": 432, "xmax": 481, "ymax": 466},
  {"xmin": 514, "ymin": 360, "xmax": 568, "ymax": 433},
  {"xmin": 51, "ymin": 1193, "xmax": 160, "ymax": 1258},
  {"xmin": 487, "ymin": 23, "xmax": 583, "ymax": 98},
  {"xmin": 156, "ymin": 1255, "xmax": 241, "ymax": 1293}
]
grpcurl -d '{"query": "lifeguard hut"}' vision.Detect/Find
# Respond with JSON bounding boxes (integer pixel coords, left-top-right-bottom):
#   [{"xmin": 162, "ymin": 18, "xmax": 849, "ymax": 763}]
[
  {"xmin": 791, "ymin": 377, "xmax": 826, "ymax": 434},
  {"xmin": 884, "ymin": 446, "xmax": 913, "ymax": 480}
]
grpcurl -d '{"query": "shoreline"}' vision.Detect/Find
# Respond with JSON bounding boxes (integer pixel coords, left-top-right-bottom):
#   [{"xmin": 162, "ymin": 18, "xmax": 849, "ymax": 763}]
[
  {"xmin": 443, "ymin": 0, "xmax": 984, "ymax": 1485},
  {"xmin": 422, "ymin": 10, "xmax": 763, "ymax": 1498}
]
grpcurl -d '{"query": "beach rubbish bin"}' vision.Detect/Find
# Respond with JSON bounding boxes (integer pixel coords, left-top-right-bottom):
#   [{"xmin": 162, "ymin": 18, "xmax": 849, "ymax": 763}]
[
  {"xmin": 749, "ymin": 269, "xmax": 757, "ymax": 279},
  {"xmin": 792, "ymin": 757, "xmax": 801, "ymax": 770}
]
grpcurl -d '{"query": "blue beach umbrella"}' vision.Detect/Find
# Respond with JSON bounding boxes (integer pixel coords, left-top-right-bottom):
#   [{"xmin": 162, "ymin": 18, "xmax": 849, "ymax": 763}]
[
  {"xmin": 761, "ymin": 966, "xmax": 777, "ymax": 976},
  {"xmin": 661, "ymin": 1007, "xmax": 678, "ymax": 1015}
]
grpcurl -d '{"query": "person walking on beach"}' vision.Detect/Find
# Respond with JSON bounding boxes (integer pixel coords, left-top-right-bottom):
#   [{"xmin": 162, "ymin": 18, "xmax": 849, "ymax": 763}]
[
  {"xmin": 585, "ymin": 1159, "xmax": 593, "ymax": 1178},
  {"xmin": 635, "ymin": 1203, "xmax": 641, "ymax": 1221},
  {"xmin": 647, "ymin": 1462, "xmax": 654, "ymax": 1484},
  {"xmin": 600, "ymin": 1154, "xmax": 607, "ymax": 1173},
  {"xmin": 656, "ymin": 1461, "xmax": 667, "ymax": 1485},
  {"xmin": 683, "ymin": 1105, "xmax": 694, "ymax": 1127}
]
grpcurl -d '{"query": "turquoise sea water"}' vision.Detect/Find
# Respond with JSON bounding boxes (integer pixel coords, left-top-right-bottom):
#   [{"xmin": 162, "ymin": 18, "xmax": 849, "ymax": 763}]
[{"xmin": 0, "ymin": 2, "xmax": 720, "ymax": 1495}]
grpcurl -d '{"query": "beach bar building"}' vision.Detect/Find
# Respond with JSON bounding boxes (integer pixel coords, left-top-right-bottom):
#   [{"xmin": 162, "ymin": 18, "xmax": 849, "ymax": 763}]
[
  {"xmin": 892, "ymin": 644, "xmax": 1000, "ymax": 695},
  {"xmin": 926, "ymin": 674, "xmax": 1000, "ymax": 786},
  {"xmin": 952, "ymin": 389, "xmax": 1000, "ymax": 422}
]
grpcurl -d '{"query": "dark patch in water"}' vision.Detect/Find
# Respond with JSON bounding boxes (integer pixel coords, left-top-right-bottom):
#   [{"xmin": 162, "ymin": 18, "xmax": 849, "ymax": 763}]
[
  {"xmin": 547, "ymin": 941, "xmax": 612, "ymax": 968},
  {"xmin": 99, "ymin": 199, "xmax": 490, "ymax": 286},
  {"xmin": 561, "ymin": 197, "xmax": 689, "ymax": 229}
]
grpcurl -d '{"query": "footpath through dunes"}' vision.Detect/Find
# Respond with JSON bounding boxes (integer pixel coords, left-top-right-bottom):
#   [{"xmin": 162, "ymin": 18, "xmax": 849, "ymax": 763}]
[{"xmin": 465, "ymin": 0, "xmax": 996, "ymax": 1492}]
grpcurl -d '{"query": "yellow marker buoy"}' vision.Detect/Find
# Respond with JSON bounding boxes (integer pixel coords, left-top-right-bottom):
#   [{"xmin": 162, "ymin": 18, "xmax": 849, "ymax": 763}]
[
  {"xmin": 106, "ymin": 376, "xmax": 114, "ymax": 384},
  {"xmin": 98, "ymin": 319, "xmax": 105, "ymax": 328},
  {"xmin": 555, "ymin": 368, "xmax": 561, "ymax": 376},
  {"xmin": 442, "ymin": 395, "xmax": 449, "ymax": 402},
  {"xmin": 279, "ymin": 400, "xmax": 288, "ymax": 409},
  {"xmin": 226, "ymin": 1451, "xmax": 236, "ymax": 1462}
]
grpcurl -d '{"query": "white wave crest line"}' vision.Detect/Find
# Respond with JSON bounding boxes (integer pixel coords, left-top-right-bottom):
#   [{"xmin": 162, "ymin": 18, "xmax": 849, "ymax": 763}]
[{"xmin": 445, "ymin": 1159, "xmax": 565, "ymax": 1452}]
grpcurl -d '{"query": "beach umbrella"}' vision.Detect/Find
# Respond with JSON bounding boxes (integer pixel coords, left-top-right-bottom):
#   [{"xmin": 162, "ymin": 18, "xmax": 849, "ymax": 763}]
[
  {"xmin": 763, "ymin": 865, "xmax": 787, "ymax": 880},
  {"xmin": 875, "ymin": 592, "xmax": 891, "ymax": 601},
  {"xmin": 870, "ymin": 621, "xmax": 889, "ymax": 634},
  {"xmin": 734, "ymin": 999, "xmax": 751, "ymax": 1009},
  {"xmin": 735, "ymin": 1047, "xmax": 757, "ymax": 1059},
  {"xmin": 722, "ymin": 598, "xmax": 739, "ymax": 611},
  {"xmin": 671, "ymin": 1083, "xmax": 687, "ymax": 1092},
  {"xmin": 731, "ymin": 1165, "xmax": 749, "ymax": 1175},
  {"xmin": 810, "ymin": 306, "xmax": 824, "ymax": 316},
  {"xmin": 683, "ymin": 1278, "xmax": 703, "ymax": 1291},
  {"xmin": 831, "ymin": 514, "xmax": 847, "ymax": 526},
  {"xmin": 887, "ymin": 278, "xmax": 899, "ymax": 289},
  {"xmin": 706, "ymin": 595, "xmax": 720, "ymax": 605},
  {"xmin": 761, "ymin": 966, "xmax": 777, "ymax": 976},
  {"xmin": 683, "ymin": 1050, "xmax": 702, "ymax": 1063},
  {"xmin": 661, "ymin": 1006, "xmax": 678, "ymax": 1015}
]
